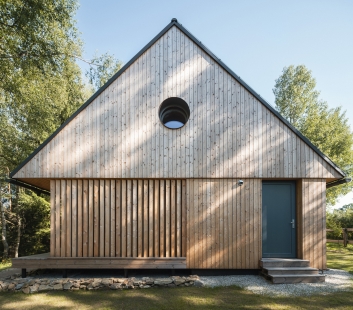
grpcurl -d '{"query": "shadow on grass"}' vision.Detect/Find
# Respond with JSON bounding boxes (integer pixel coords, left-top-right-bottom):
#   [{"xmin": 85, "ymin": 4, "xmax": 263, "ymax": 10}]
[{"xmin": 0, "ymin": 286, "xmax": 353, "ymax": 310}]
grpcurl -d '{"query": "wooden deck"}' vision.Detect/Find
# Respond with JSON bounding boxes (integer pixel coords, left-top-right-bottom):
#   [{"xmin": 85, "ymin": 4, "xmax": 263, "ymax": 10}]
[{"xmin": 12, "ymin": 253, "xmax": 187, "ymax": 269}]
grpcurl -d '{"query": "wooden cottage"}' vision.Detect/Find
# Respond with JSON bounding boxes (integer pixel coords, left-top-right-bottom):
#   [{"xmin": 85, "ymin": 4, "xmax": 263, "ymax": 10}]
[{"xmin": 10, "ymin": 19, "xmax": 348, "ymax": 281}]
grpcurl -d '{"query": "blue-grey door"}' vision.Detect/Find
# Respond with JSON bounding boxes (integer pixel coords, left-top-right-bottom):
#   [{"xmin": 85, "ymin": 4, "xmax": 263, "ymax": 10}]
[{"xmin": 262, "ymin": 181, "xmax": 296, "ymax": 258}]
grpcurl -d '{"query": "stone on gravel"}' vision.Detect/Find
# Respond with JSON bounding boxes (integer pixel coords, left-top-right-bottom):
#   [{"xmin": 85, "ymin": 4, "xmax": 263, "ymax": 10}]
[
  {"xmin": 174, "ymin": 279, "xmax": 186, "ymax": 285},
  {"xmin": 102, "ymin": 279, "xmax": 112, "ymax": 286},
  {"xmin": 193, "ymin": 280, "xmax": 204, "ymax": 287},
  {"xmin": 63, "ymin": 282, "xmax": 73, "ymax": 290},
  {"xmin": 154, "ymin": 278, "xmax": 173, "ymax": 286},
  {"xmin": 30, "ymin": 284, "xmax": 39, "ymax": 293},
  {"xmin": 38, "ymin": 284, "xmax": 52, "ymax": 292},
  {"xmin": 91, "ymin": 281, "xmax": 101, "ymax": 288},
  {"xmin": 53, "ymin": 284, "xmax": 63, "ymax": 290},
  {"xmin": 22, "ymin": 287, "xmax": 30, "ymax": 294},
  {"xmin": 110, "ymin": 283, "xmax": 122, "ymax": 290}
]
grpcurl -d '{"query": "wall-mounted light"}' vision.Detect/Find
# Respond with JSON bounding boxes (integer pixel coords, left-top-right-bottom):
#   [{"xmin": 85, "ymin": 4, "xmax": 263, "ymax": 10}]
[{"xmin": 238, "ymin": 180, "xmax": 244, "ymax": 186}]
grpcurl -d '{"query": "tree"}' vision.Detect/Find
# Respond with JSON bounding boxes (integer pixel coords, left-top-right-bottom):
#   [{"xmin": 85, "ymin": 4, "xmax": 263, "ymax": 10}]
[
  {"xmin": 273, "ymin": 65, "xmax": 353, "ymax": 205},
  {"xmin": 0, "ymin": 0, "xmax": 85, "ymax": 259},
  {"xmin": 86, "ymin": 53, "xmax": 123, "ymax": 91}
]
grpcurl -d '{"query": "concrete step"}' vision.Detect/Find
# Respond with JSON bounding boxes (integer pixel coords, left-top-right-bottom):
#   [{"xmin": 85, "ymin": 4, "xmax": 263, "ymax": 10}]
[
  {"xmin": 260, "ymin": 258, "xmax": 310, "ymax": 268},
  {"xmin": 269, "ymin": 274, "xmax": 326, "ymax": 284},
  {"xmin": 262, "ymin": 267, "xmax": 319, "ymax": 275}
]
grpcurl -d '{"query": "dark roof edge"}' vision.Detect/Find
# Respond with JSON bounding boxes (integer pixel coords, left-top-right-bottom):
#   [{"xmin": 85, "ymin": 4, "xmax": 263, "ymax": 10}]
[
  {"xmin": 10, "ymin": 19, "xmax": 345, "ymax": 178},
  {"xmin": 326, "ymin": 177, "xmax": 351, "ymax": 189},
  {"xmin": 6, "ymin": 179, "xmax": 50, "ymax": 196}
]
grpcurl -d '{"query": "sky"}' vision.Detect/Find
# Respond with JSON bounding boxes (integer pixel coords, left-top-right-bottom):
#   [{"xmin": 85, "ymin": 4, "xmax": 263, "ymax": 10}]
[{"xmin": 75, "ymin": 0, "xmax": 353, "ymax": 208}]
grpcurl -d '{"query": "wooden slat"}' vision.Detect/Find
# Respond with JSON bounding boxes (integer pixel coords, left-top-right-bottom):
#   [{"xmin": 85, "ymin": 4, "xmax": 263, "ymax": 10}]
[
  {"xmin": 137, "ymin": 180, "xmax": 143, "ymax": 257},
  {"xmin": 110, "ymin": 180, "xmax": 116, "ymax": 257},
  {"xmin": 121, "ymin": 180, "xmax": 127, "ymax": 257},
  {"xmin": 171, "ymin": 180, "xmax": 176, "ymax": 257},
  {"xmin": 159, "ymin": 180, "xmax": 165, "ymax": 257},
  {"xmin": 181, "ymin": 179, "xmax": 186, "ymax": 257},
  {"xmin": 50, "ymin": 180, "xmax": 55, "ymax": 257},
  {"xmin": 154, "ymin": 180, "xmax": 160, "ymax": 257},
  {"xmin": 165, "ymin": 180, "xmax": 170, "ymax": 257},
  {"xmin": 71, "ymin": 180, "xmax": 77, "ymax": 257},
  {"xmin": 104, "ymin": 181, "xmax": 110, "ymax": 257},
  {"xmin": 99, "ymin": 180, "xmax": 104, "ymax": 257},
  {"xmin": 77, "ymin": 180, "xmax": 83, "ymax": 257},
  {"xmin": 132, "ymin": 180, "xmax": 138, "ymax": 257},
  {"xmin": 60, "ymin": 180, "xmax": 66, "ymax": 257},
  {"xmin": 116, "ymin": 180, "xmax": 121, "ymax": 257},
  {"xmin": 82, "ymin": 180, "xmax": 88, "ymax": 257},
  {"xmin": 126, "ymin": 180, "xmax": 132, "ymax": 257},
  {"xmin": 143, "ymin": 180, "xmax": 148, "ymax": 257},
  {"xmin": 176, "ymin": 180, "xmax": 181, "ymax": 257},
  {"xmin": 66, "ymin": 180, "xmax": 72, "ymax": 257},
  {"xmin": 93, "ymin": 180, "xmax": 99, "ymax": 257},
  {"xmin": 148, "ymin": 180, "xmax": 154, "ymax": 257}
]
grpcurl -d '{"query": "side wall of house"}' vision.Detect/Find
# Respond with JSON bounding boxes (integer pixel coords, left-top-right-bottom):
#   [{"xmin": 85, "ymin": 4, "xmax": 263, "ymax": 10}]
[{"xmin": 297, "ymin": 179, "xmax": 326, "ymax": 269}]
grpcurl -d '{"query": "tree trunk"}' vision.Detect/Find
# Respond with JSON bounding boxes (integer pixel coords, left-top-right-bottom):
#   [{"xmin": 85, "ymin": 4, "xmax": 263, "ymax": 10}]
[
  {"xmin": 14, "ymin": 215, "xmax": 21, "ymax": 258},
  {"xmin": 13, "ymin": 185, "xmax": 21, "ymax": 258},
  {"xmin": 0, "ymin": 196, "xmax": 9, "ymax": 259}
]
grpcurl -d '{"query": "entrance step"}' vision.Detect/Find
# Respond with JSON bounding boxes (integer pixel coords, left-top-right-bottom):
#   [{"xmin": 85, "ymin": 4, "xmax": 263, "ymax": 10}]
[
  {"xmin": 262, "ymin": 267, "xmax": 319, "ymax": 276},
  {"xmin": 261, "ymin": 258, "xmax": 310, "ymax": 268},
  {"xmin": 260, "ymin": 259, "xmax": 325, "ymax": 284}
]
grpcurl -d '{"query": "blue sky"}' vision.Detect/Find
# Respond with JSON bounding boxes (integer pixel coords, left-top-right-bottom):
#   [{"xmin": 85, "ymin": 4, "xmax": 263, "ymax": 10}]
[{"xmin": 75, "ymin": 0, "xmax": 353, "ymax": 208}]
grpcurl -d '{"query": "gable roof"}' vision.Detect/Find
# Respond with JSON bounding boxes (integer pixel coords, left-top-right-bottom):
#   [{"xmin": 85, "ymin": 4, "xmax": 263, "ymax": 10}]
[{"xmin": 10, "ymin": 18, "xmax": 345, "ymax": 180}]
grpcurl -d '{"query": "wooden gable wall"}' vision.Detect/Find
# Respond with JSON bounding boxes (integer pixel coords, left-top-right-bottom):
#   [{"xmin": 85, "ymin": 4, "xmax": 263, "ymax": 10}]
[{"xmin": 13, "ymin": 26, "xmax": 342, "ymax": 182}]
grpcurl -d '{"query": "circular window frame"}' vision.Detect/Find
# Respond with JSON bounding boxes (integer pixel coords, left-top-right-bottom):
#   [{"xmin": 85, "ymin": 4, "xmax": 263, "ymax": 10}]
[{"xmin": 158, "ymin": 97, "xmax": 190, "ymax": 129}]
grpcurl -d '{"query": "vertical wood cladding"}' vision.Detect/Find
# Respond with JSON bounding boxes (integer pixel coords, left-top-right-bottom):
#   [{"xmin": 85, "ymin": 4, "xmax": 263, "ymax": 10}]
[
  {"xmin": 186, "ymin": 179, "xmax": 262, "ymax": 269},
  {"xmin": 14, "ymin": 26, "xmax": 341, "ymax": 181},
  {"xmin": 298, "ymin": 179, "xmax": 326, "ymax": 270},
  {"xmin": 50, "ymin": 179, "xmax": 186, "ymax": 258}
]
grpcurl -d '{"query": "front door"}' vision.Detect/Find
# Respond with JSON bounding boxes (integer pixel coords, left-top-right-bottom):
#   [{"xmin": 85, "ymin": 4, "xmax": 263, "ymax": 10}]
[{"xmin": 262, "ymin": 181, "xmax": 296, "ymax": 258}]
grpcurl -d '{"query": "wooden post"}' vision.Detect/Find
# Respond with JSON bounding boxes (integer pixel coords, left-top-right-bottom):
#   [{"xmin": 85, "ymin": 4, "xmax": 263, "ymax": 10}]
[{"xmin": 343, "ymin": 228, "xmax": 348, "ymax": 247}]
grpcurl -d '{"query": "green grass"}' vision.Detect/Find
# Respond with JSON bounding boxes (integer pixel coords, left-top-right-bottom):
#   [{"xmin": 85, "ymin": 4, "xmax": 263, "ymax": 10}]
[
  {"xmin": 0, "ymin": 286, "xmax": 352, "ymax": 310},
  {"xmin": 0, "ymin": 245, "xmax": 351, "ymax": 309},
  {"xmin": 0, "ymin": 260, "xmax": 12, "ymax": 272},
  {"xmin": 327, "ymin": 242, "xmax": 353, "ymax": 274}
]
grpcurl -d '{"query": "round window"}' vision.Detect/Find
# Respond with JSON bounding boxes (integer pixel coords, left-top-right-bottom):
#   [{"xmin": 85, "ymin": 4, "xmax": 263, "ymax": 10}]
[{"xmin": 159, "ymin": 97, "xmax": 190, "ymax": 129}]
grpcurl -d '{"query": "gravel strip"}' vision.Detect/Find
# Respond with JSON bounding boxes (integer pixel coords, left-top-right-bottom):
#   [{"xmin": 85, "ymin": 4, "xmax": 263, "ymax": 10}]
[{"xmin": 199, "ymin": 269, "xmax": 353, "ymax": 296}]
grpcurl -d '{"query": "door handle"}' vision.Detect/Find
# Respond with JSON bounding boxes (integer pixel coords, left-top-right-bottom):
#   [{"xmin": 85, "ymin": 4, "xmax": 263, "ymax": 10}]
[{"xmin": 291, "ymin": 219, "xmax": 295, "ymax": 229}]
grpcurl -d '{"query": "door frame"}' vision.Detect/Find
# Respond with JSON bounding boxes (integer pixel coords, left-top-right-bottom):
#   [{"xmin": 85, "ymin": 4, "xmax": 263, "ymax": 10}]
[{"xmin": 262, "ymin": 181, "xmax": 297, "ymax": 258}]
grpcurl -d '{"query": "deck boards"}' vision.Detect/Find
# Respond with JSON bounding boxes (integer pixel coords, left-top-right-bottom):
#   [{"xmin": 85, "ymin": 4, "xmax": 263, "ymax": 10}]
[{"xmin": 12, "ymin": 253, "xmax": 186, "ymax": 269}]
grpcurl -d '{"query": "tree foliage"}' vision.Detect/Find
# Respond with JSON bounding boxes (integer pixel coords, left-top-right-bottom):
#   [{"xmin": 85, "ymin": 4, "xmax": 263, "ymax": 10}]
[
  {"xmin": 273, "ymin": 65, "xmax": 353, "ymax": 205},
  {"xmin": 327, "ymin": 204, "xmax": 353, "ymax": 239},
  {"xmin": 86, "ymin": 53, "xmax": 123, "ymax": 91},
  {"xmin": 0, "ymin": 0, "xmax": 85, "ymax": 258}
]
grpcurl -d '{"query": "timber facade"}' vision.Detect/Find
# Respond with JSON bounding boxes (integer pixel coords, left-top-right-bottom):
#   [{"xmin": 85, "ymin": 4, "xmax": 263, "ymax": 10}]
[{"xmin": 11, "ymin": 19, "xmax": 345, "ymax": 272}]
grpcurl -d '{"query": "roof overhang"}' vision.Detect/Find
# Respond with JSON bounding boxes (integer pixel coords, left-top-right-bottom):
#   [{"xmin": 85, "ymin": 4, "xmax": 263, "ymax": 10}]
[
  {"xmin": 6, "ymin": 178, "xmax": 50, "ymax": 196},
  {"xmin": 326, "ymin": 177, "xmax": 352, "ymax": 189}
]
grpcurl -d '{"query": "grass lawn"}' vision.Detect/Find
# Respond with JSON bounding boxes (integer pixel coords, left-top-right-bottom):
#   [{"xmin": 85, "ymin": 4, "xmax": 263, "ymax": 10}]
[
  {"xmin": 0, "ymin": 260, "xmax": 12, "ymax": 272},
  {"xmin": 327, "ymin": 242, "xmax": 353, "ymax": 274},
  {"xmin": 0, "ymin": 244, "xmax": 351, "ymax": 310}
]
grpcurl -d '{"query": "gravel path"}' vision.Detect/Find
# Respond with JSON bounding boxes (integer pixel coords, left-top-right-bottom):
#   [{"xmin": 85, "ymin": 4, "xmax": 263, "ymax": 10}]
[{"xmin": 199, "ymin": 269, "xmax": 353, "ymax": 296}]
